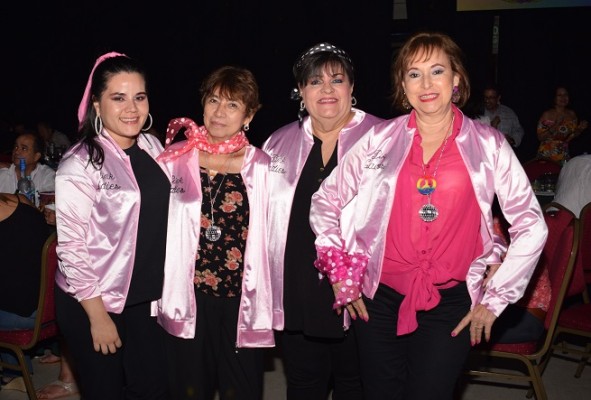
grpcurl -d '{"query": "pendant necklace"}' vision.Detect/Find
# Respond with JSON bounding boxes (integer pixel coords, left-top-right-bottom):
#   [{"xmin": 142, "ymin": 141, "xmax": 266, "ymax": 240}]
[
  {"xmin": 417, "ymin": 115, "xmax": 454, "ymax": 222},
  {"xmin": 204, "ymin": 154, "xmax": 232, "ymax": 241}
]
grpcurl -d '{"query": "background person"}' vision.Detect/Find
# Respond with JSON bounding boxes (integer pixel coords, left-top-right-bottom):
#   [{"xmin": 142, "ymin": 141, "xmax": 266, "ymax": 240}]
[
  {"xmin": 54, "ymin": 52, "xmax": 170, "ymax": 400},
  {"xmin": 0, "ymin": 192, "xmax": 51, "ymax": 391},
  {"xmin": 536, "ymin": 85, "xmax": 588, "ymax": 163},
  {"xmin": 552, "ymin": 153, "xmax": 591, "ymax": 218},
  {"xmin": 483, "ymin": 84, "xmax": 525, "ymax": 148},
  {"xmin": 309, "ymin": 31, "xmax": 548, "ymax": 400},
  {"xmin": 156, "ymin": 65, "xmax": 273, "ymax": 400},
  {"xmin": 37, "ymin": 120, "xmax": 71, "ymax": 151},
  {"xmin": 0, "ymin": 131, "xmax": 55, "ymax": 204},
  {"xmin": 262, "ymin": 42, "xmax": 382, "ymax": 399},
  {"xmin": 484, "ymin": 211, "xmax": 550, "ymax": 344}
]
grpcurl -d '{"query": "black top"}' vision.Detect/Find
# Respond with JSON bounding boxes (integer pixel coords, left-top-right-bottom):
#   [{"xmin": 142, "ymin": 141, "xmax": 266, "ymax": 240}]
[
  {"xmin": 0, "ymin": 195, "xmax": 50, "ymax": 316},
  {"xmin": 195, "ymin": 171, "xmax": 249, "ymax": 297},
  {"xmin": 124, "ymin": 142, "xmax": 171, "ymax": 306},
  {"xmin": 283, "ymin": 136, "xmax": 341, "ymax": 338}
]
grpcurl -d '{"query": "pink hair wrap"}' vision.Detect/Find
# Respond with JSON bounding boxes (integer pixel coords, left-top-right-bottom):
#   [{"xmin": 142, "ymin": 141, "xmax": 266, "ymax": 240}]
[{"xmin": 77, "ymin": 51, "xmax": 126, "ymax": 129}]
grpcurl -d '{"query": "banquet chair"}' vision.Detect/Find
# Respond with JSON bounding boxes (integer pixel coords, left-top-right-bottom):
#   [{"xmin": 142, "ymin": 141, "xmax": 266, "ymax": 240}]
[
  {"xmin": 580, "ymin": 202, "xmax": 591, "ymax": 286},
  {"xmin": 541, "ymin": 202, "xmax": 591, "ymax": 378},
  {"xmin": 544, "ymin": 202, "xmax": 589, "ymax": 303},
  {"xmin": 465, "ymin": 206, "xmax": 580, "ymax": 400},
  {"xmin": 0, "ymin": 231, "xmax": 60, "ymax": 399},
  {"xmin": 522, "ymin": 158, "xmax": 562, "ymax": 182}
]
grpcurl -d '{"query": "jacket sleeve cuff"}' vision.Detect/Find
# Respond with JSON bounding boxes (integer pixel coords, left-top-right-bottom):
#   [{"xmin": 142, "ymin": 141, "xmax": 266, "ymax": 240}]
[{"xmin": 314, "ymin": 246, "xmax": 368, "ymax": 309}]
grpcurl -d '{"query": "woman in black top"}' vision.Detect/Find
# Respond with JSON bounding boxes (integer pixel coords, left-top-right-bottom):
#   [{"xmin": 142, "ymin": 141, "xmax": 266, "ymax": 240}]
[{"xmin": 0, "ymin": 192, "xmax": 50, "ymax": 387}]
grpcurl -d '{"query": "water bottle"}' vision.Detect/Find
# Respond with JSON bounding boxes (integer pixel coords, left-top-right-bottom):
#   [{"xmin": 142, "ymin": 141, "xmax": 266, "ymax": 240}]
[{"xmin": 17, "ymin": 158, "xmax": 36, "ymax": 203}]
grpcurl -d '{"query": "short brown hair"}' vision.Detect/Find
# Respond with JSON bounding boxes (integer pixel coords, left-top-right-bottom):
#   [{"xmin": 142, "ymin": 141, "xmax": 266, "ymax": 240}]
[
  {"xmin": 200, "ymin": 66, "xmax": 261, "ymax": 117},
  {"xmin": 391, "ymin": 31, "xmax": 470, "ymax": 111}
]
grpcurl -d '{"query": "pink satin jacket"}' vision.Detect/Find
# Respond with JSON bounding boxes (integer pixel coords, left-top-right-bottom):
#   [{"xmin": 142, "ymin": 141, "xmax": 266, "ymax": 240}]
[
  {"xmin": 310, "ymin": 110, "xmax": 548, "ymax": 317},
  {"xmin": 262, "ymin": 108, "xmax": 383, "ymax": 329},
  {"xmin": 55, "ymin": 132, "xmax": 165, "ymax": 313},
  {"xmin": 153, "ymin": 143, "xmax": 275, "ymax": 347}
]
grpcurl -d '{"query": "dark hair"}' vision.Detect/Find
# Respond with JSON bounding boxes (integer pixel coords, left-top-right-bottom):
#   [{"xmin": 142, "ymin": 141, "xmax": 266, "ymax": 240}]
[
  {"xmin": 293, "ymin": 49, "xmax": 355, "ymax": 89},
  {"xmin": 200, "ymin": 66, "xmax": 261, "ymax": 118},
  {"xmin": 391, "ymin": 31, "xmax": 470, "ymax": 112},
  {"xmin": 483, "ymin": 83, "xmax": 500, "ymax": 96},
  {"xmin": 79, "ymin": 55, "xmax": 148, "ymax": 169},
  {"xmin": 292, "ymin": 43, "xmax": 355, "ymax": 124},
  {"xmin": 17, "ymin": 132, "xmax": 45, "ymax": 160}
]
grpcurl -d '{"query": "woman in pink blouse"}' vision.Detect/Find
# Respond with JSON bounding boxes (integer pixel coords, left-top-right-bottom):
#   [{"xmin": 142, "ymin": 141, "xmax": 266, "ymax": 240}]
[{"xmin": 309, "ymin": 31, "xmax": 548, "ymax": 400}]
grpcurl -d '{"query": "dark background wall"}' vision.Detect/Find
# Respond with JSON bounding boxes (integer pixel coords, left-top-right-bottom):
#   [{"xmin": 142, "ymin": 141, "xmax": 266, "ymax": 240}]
[
  {"xmin": 402, "ymin": 0, "xmax": 591, "ymax": 160},
  {"xmin": 2, "ymin": 1, "xmax": 590, "ymax": 159}
]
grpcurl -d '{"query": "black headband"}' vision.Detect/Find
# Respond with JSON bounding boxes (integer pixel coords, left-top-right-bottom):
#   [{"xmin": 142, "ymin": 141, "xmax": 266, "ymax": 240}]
[{"xmin": 294, "ymin": 42, "xmax": 353, "ymax": 72}]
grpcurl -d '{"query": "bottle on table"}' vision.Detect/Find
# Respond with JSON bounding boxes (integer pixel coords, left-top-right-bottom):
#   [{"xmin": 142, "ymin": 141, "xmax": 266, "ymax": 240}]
[{"xmin": 17, "ymin": 157, "xmax": 36, "ymax": 204}]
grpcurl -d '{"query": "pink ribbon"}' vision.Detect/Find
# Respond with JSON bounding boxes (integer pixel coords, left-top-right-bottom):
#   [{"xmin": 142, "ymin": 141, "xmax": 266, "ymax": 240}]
[
  {"xmin": 77, "ymin": 51, "xmax": 126, "ymax": 129},
  {"xmin": 158, "ymin": 117, "xmax": 249, "ymax": 162}
]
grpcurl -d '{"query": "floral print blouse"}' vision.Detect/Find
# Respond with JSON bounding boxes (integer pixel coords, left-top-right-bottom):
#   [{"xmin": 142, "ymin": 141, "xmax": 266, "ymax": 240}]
[
  {"xmin": 536, "ymin": 117, "xmax": 579, "ymax": 163},
  {"xmin": 194, "ymin": 170, "xmax": 249, "ymax": 297}
]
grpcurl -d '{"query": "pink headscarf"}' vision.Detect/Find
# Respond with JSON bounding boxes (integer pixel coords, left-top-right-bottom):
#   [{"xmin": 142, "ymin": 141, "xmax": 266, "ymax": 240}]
[
  {"xmin": 77, "ymin": 51, "xmax": 127, "ymax": 130},
  {"xmin": 158, "ymin": 117, "xmax": 249, "ymax": 162}
]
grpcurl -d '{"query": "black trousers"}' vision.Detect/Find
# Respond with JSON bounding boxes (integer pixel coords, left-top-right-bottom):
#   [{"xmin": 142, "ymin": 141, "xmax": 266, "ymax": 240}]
[
  {"xmin": 280, "ymin": 328, "xmax": 363, "ymax": 400},
  {"xmin": 55, "ymin": 287, "xmax": 169, "ymax": 400},
  {"xmin": 489, "ymin": 304, "xmax": 544, "ymax": 343},
  {"xmin": 354, "ymin": 283, "xmax": 471, "ymax": 400},
  {"xmin": 165, "ymin": 290, "xmax": 264, "ymax": 400}
]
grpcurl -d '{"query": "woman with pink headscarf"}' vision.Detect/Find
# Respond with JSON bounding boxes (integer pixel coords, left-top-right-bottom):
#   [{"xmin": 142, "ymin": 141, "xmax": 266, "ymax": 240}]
[{"xmin": 54, "ymin": 52, "xmax": 170, "ymax": 399}]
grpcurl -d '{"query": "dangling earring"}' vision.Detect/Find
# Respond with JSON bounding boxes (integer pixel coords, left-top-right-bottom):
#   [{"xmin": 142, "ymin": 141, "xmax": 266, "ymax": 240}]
[
  {"xmin": 351, "ymin": 96, "xmax": 357, "ymax": 107},
  {"xmin": 452, "ymin": 85, "xmax": 460, "ymax": 104},
  {"xmin": 93, "ymin": 115, "xmax": 103, "ymax": 135},
  {"xmin": 401, "ymin": 94, "xmax": 412, "ymax": 110},
  {"xmin": 299, "ymin": 101, "xmax": 305, "ymax": 112},
  {"xmin": 243, "ymin": 123, "xmax": 250, "ymax": 132},
  {"xmin": 141, "ymin": 113, "xmax": 153, "ymax": 132}
]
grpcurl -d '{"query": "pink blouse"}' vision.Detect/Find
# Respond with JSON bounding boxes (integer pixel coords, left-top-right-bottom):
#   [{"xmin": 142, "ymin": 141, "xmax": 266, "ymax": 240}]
[{"xmin": 381, "ymin": 110, "xmax": 484, "ymax": 335}]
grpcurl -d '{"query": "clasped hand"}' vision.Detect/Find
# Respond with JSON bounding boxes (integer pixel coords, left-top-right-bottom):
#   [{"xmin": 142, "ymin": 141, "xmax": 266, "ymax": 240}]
[{"xmin": 331, "ymin": 281, "xmax": 369, "ymax": 322}]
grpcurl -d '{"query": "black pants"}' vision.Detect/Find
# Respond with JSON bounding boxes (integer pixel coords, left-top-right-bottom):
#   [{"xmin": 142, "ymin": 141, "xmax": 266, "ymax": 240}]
[
  {"xmin": 165, "ymin": 290, "xmax": 264, "ymax": 400},
  {"xmin": 280, "ymin": 328, "xmax": 363, "ymax": 400},
  {"xmin": 354, "ymin": 283, "xmax": 471, "ymax": 400},
  {"xmin": 489, "ymin": 305, "xmax": 544, "ymax": 343},
  {"xmin": 55, "ymin": 287, "xmax": 168, "ymax": 400}
]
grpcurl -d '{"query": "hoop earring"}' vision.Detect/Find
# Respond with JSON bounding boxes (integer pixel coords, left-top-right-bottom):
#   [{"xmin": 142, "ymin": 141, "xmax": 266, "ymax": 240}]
[
  {"xmin": 93, "ymin": 115, "xmax": 103, "ymax": 135},
  {"xmin": 300, "ymin": 101, "xmax": 305, "ymax": 112},
  {"xmin": 351, "ymin": 97, "xmax": 357, "ymax": 107},
  {"xmin": 141, "ymin": 113, "xmax": 153, "ymax": 132},
  {"xmin": 243, "ymin": 123, "xmax": 250, "ymax": 132}
]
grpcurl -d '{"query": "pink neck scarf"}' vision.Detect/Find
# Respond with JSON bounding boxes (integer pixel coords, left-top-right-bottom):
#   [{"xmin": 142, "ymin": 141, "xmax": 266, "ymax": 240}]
[
  {"xmin": 77, "ymin": 51, "xmax": 127, "ymax": 130},
  {"xmin": 158, "ymin": 117, "xmax": 249, "ymax": 162}
]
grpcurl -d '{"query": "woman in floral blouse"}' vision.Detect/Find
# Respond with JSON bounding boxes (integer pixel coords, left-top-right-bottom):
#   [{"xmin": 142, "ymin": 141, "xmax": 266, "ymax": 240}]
[
  {"xmin": 155, "ymin": 66, "xmax": 273, "ymax": 400},
  {"xmin": 536, "ymin": 85, "xmax": 588, "ymax": 163}
]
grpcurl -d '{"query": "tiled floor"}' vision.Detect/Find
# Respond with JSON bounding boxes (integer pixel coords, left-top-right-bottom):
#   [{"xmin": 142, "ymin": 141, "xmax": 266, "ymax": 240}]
[{"xmin": 1, "ymin": 348, "xmax": 589, "ymax": 399}]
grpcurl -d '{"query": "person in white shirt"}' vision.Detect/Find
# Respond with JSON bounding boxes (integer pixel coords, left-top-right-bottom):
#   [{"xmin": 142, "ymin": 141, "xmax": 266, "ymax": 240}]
[
  {"xmin": 37, "ymin": 120, "xmax": 71, "ymax": 151},
  {"xmin": 553, "ymin": 154, "xmax": 591, "ymax": 217},
  {"xmin": 483, "ymin": 84, "xmax": 525, "ymax": 148},
  {"xmin": 0, "ymin": 132, "xmax": 56, "ymax": 205}
]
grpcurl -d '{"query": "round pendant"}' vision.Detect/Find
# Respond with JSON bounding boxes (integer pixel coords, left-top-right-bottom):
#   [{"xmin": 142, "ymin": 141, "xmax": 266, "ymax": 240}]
[
  {"xmin": 205, "ymin": 225, "xmax": 222, "ymax": 241},
  {"xmin": 417, "ymin": 176, "xmax": 437, "ymax": 195},
  {"xmin": 419, "ymin": 204, "xmax": 439, "ymax": 222}
]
